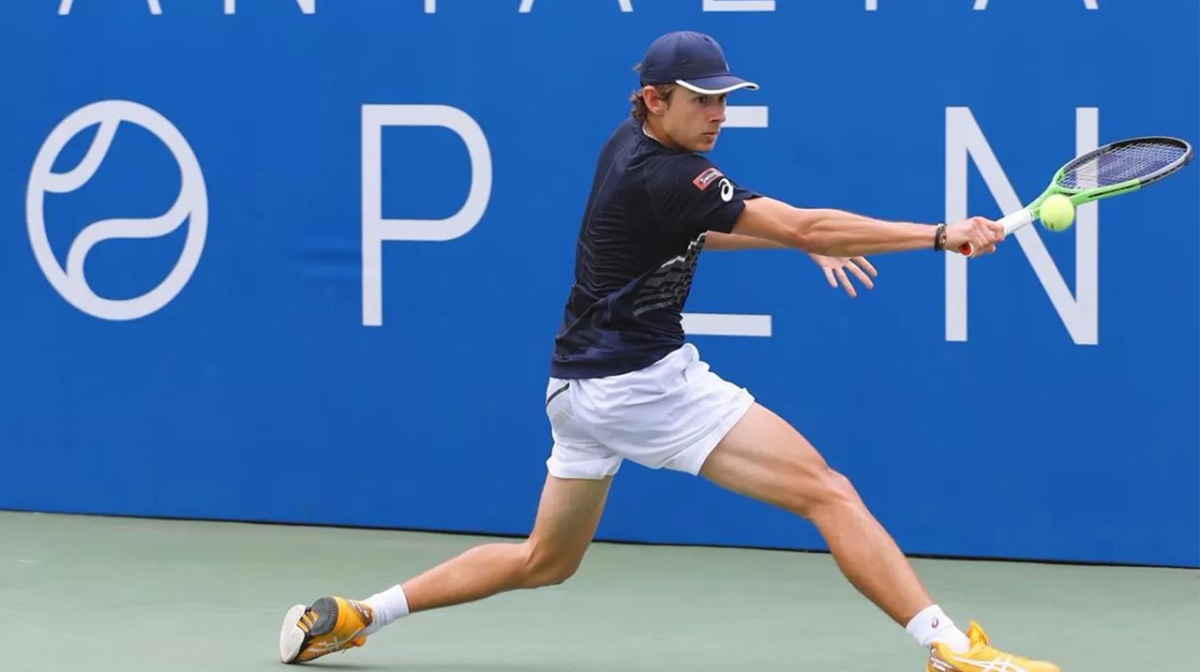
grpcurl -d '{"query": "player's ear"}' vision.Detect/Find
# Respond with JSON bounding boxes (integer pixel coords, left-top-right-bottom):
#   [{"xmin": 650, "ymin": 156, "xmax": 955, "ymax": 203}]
[
  {"xmin": 644, "ymin": 84, "xmax": 674, "ymax": 116},
  {"xmin": 641, "ymin": 86, "xmax": 662, "ymax": 115}
]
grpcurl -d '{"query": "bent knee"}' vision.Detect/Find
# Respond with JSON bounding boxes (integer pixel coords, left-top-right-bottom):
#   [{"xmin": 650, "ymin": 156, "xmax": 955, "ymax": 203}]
[
  {"xmin": 519, "ymin": 542, "xmax": 583, "ymax": 588},
  {"xmin": 792, "ymin": 467, "xmax": 863, "ymax": 519}
]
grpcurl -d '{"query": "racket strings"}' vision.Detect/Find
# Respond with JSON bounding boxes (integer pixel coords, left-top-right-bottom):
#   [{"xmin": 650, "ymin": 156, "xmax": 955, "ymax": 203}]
[{"xmin": 1059, "ymin": 141, "xmax": 1188, "ymax": 189}]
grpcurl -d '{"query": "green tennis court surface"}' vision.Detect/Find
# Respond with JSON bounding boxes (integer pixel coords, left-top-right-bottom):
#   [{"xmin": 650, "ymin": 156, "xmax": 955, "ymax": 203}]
[{"xmin": 1, "ymin": 510, "xmax": 1194, "ymax": 671}]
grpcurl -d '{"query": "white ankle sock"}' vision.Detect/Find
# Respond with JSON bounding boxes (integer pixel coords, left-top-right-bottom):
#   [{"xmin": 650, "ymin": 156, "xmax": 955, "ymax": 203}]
[
  {"xmin": 361, "ymin": 585, "xmax": 410, "ymax": 636},
  {"xmin": 905, "ymin": 605, "xmax": 970, "ymax": 654}
]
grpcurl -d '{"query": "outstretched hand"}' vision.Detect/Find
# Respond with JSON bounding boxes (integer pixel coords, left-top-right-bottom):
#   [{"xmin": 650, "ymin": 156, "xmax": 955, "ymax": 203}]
[
  {"xmin": 946, "ymin": 216, "xmax": 1005, "ymax": 257},
  {"xmin": 808, "ymin": 253, "xmax": 877, "ymax": 298}
]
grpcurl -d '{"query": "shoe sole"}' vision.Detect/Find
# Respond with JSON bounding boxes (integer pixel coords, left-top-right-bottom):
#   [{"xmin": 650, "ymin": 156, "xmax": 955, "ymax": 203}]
[{"xmin": 279, "ymin": 604, "xmax": 308, "ymax": 663}]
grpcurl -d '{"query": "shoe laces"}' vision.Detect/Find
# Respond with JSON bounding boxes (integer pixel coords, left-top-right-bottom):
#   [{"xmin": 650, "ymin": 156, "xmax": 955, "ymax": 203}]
[{"xmin": 298, "ymin": 610, "xmax": 318, "ymax": 634}]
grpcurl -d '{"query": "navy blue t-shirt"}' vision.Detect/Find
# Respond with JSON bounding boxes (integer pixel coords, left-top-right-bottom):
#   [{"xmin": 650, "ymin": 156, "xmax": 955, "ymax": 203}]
[{"xmin": 550, "ymin": 118, "xmax": 758, "ymax": 379}]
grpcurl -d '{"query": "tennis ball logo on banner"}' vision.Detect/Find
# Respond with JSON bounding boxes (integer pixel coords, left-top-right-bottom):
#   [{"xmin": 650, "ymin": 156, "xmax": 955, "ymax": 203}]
[{"xmin": 26, "ymin": 100, "xmax": 208, "ymax": 321}]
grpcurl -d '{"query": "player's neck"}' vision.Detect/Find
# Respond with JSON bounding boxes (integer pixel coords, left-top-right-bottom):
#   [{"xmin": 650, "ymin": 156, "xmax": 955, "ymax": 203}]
[{"xmin": 642, "ymin": 119, "xmax": 684, "ymax": 152}]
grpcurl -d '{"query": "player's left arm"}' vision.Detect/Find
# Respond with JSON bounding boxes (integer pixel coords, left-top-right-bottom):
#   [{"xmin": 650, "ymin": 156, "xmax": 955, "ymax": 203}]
[
  {"xmin": 705, "ymin": 231, "xmax": 876, "ymax": 296},
  {"xmin": 705, "ymin": 222, "xmax": 876, "ymax": 299},
  {"xmin": 703, "ymin": 231, "xmax": 786, "ymax": 250},
  {"xmin": 652, "ymin": 158, "xmax": 876, "ymax": 295}
]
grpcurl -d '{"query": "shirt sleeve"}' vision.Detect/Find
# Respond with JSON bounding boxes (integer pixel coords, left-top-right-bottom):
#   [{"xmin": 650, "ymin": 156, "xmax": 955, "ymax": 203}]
[{"xmin": 646, "ymin": 153, "xmax": 759, "ymax": 238}]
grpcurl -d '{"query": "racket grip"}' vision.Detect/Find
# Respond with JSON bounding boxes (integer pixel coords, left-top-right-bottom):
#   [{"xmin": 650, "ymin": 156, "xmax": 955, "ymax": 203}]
[
  {"xmin": 957, "ymin": 209, "xmax": 1034, "ymax": 256},
  {"xmin": 1000, "ymin": 209, "xmax": 1035, "ymax": 235}
]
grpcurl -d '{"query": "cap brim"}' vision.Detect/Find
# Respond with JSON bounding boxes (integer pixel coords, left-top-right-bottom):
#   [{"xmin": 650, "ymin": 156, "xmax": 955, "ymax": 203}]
[{"xmin": 675, "ymin": 74, "xmax": 759, "ymax": 95}]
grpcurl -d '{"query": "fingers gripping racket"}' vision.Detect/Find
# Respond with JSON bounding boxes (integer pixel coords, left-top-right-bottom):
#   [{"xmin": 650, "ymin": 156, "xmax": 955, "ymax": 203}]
[{"xmin": 960, "ymin": 136, "xmax": 1194, "ymax": 256}]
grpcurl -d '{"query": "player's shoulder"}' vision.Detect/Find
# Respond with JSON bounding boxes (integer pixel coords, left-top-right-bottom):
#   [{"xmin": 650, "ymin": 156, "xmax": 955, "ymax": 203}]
[
  {"xmin": 597, "ymin": 119, "xmax": 737, "ymax": 198},
  {"xmin": 601, "ymin": 117, "xmax": 646, "ymax": 158},
  {"xmin": 639, "ymin": 147, "xmax": 731, "ymax": 197}
]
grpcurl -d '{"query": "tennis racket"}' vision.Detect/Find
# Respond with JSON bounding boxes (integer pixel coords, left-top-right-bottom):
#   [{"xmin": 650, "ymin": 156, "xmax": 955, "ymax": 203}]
[{"xmin": 960, "ymin": 136, "xmax": 1194, "ymax": 256}]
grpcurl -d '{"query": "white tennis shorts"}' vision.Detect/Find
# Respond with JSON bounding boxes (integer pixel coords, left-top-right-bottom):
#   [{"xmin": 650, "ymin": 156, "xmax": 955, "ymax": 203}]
[{"xmin": 544, "ymin": 343, "xmax": 755, "ymax": 480}]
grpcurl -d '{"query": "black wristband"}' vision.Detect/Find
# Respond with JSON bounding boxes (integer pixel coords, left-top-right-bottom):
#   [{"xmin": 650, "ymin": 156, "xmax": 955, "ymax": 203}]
[{"xmin": 933, "ymin": 223, "xmax": 947, "ymax": 252}]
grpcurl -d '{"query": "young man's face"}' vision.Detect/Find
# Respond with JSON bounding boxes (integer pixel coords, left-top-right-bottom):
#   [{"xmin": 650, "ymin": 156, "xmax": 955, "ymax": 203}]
[{"xmin": 647, "ymin": 86, "xmax": 728, "ymax": 153}]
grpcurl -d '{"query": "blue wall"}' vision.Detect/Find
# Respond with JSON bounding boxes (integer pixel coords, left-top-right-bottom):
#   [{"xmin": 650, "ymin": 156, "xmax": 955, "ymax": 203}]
[{"xmin": 2, "ymin": 1, "xmax": 1197, "ymax": 569}]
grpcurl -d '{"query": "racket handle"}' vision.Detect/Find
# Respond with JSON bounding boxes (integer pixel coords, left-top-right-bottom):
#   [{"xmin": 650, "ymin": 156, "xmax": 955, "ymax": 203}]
[{"xmin": 957, "ymin": 209, "xmax": 1034, "ymax": 256}]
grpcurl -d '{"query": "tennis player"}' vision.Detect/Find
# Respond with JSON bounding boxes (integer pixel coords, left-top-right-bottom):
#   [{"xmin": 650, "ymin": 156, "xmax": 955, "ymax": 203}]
[{"xmin": 278, "ymin": 31, "xmax": 1059, "ymax": 672}]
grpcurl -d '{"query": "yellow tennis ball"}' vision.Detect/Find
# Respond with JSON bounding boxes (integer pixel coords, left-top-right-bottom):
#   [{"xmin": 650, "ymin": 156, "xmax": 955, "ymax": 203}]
[{"xmin": 1039, "ymin": 194, "xmax": 1075, "ymax": 232}]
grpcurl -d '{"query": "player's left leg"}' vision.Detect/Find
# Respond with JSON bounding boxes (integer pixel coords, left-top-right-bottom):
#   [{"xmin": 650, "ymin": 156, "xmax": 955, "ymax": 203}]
[
  {"xmin": 396, "ymin": 472, "xmax": 614, "ymax": 614},
  {"xmin": 277, "ymin": 473, "xmax": 613, "ymax": 664},
  {"xmin": 278, "ymin": 377, "xmax": 619, "ymax": 665}
]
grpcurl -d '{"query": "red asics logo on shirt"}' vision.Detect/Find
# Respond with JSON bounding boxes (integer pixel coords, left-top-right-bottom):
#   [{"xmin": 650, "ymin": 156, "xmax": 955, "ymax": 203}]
[{"xmin": 692, "ymin": 167, "xmax": 723, "ymax": 190}]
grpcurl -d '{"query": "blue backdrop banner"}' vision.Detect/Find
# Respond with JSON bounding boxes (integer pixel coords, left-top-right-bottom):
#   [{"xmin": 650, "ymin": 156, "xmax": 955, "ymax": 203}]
[{"xmin": 1, "ymin": 0, "xmax": 1197, "ymax": 568}]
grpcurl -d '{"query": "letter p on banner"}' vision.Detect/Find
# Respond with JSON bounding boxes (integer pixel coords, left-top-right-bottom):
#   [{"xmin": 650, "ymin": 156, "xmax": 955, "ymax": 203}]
[{"xmin": 361, "ymin": 104, "xmax": 493, "ymax": 327}]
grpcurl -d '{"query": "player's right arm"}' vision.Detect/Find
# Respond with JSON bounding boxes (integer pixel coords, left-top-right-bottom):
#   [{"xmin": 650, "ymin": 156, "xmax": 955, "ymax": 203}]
[{"xmin": 731, "ymin": 197, "xmax": 1004, "ymax": 257}]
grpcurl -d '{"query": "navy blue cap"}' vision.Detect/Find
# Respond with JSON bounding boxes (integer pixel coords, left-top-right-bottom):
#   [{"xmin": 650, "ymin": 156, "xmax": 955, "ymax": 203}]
[{"xmin": 636, "ymin": 31, "xmax": 758, "ymax": 94}]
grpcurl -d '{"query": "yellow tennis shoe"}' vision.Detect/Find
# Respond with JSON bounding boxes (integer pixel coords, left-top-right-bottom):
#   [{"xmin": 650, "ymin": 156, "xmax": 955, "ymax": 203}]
[
  {"xmin": 927, "ymin": 622, "xmax": 1059, "ymax": 672},
  {"xmin": 278, "ymin": 596, "xmax": 374, "ymax": 664}
]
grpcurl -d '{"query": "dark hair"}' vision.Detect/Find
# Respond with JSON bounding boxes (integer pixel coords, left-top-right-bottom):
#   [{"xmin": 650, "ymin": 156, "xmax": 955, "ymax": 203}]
[{"xmin": 629, "ymin": 84, "xmax": 677, "ymax": 123}]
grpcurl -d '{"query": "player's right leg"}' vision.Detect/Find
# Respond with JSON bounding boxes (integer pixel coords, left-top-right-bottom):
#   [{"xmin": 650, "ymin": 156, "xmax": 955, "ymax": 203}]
[
  {"xmin": 698, "ymin": 402, "xmax": 1060, "ymax": 672},
  {"xmin": 575, "ymin": 342, "xmax": 1058, "ymax": 672}
]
